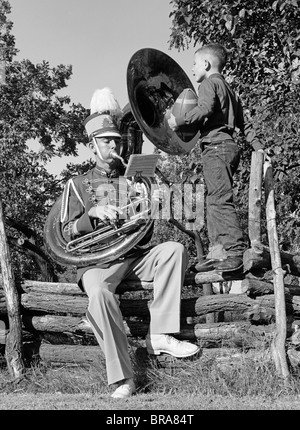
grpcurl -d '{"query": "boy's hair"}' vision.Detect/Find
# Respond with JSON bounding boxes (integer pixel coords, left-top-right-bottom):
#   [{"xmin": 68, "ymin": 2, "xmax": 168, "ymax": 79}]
[{"xmin": 195, "ymin": 43, "xmax": 228, "ymax": 71}]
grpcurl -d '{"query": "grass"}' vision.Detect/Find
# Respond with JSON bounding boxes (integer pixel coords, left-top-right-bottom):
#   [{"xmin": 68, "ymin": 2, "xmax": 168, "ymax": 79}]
[{"xmin": 1, "ymin": 344, "xmax": 300, "ymax": 410}]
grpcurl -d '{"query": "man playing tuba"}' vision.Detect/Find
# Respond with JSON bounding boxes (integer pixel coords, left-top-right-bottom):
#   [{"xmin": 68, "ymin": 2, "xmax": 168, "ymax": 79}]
[{"xmin": 60, "ymin": 87, "xmax": 199, "ymax": 399}]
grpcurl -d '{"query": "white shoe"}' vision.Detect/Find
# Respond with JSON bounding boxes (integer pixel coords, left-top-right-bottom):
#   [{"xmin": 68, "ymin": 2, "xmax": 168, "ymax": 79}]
[
  {"xmin": 146, "ymin": 334, "xmax": 200, "ymax": 358},
  {"xmin": 111, "ymin": 378, "xmax": 136, "ymax": 399}
]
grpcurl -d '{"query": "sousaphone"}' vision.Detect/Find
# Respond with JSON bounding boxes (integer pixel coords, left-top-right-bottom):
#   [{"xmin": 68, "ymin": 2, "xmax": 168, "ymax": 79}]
[
  {"xmin": 44, "ymin": 48, "xmax": 199, "ymax": 267},
  {"xmin": 127, "ymin": 48, "xmax": 199, "ymax": 154}
]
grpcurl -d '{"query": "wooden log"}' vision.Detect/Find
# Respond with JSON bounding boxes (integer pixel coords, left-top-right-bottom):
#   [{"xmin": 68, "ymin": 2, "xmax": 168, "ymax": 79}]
[
  {"xmin": 37, "ymin": 343, "xmax": 300, "ymax": 370},
  {"xmin": 21, "ymin": 292, "xmax": 88, "ymax": 316},
  {"xmin": 186, "ymin": 293, "xmax": 300, "ymax": 323},
  {"xmin": 290, "ymin": 295, "xmax": 300, "ymax": 315},
  {"xmin": 243, "ymin": 244, "xmax": 269, "ymax": 273},
  {"xmin": 37, "ymin": 341, "xmax": 278, "ymax": 368},
  {"xmin": 19, "ymin": 279, "xmax": 155, "ymax": 295},
  {"xmin": 19, "ymin": 273, "xmax": 200, "ymax": 296},
  {"xmin": 179, "ymin": 321, "xmax": 274, "ymax": 348},
  {"xmin": 37, "ymin": 340, "xmax": 147, "ymax": 366},
  {"xmin": 22, "ymin": 314, "xmax": 93, "ymax": 334},
  {"xmin": 287, "ymin": 348, "xmax": 300, "ymax": 368},
  {"xmin": 264, "ymin": 159, "xmax": 289, "ymax": 378},
  {"xmin": 21, "ymin": 291, "xmax": 251, "ymax": 318},
  {"xmin": 242, "ymin": 278, "xmax": 300, "ymax": 297},
  {"xmin": 18, "ymin": 273, "xmax": 248, "ymax": 298},
  {"xmin": 192, "ymin": 230, "xmax": 216, "ymax": 323},
  {"xmin": 289, "ymin": 328, "xmax": 300, "ymax": 346},
  {"xmin": 194, "ymin": 270, "xmax": 245, "ymax": 284},
  {"xmin": 182, "ymin": 293, "xmax": 283, "ymax": 322},
  {"xmin": 38, "ymin": 343, "xmax": 105, "ymax": 365},
  {"xmin": 139, "ymin": 345, "xmax": 274, "ymax": 369},
  {"xmin": 248, "ymin": 151, "xmax": 264, "ymax": 246},
  {"xmin": 20, "ymin": 290, "xmax": 299, "ymax": 326},
  {"xmin": 0, "ymin": 199, "xmax": 24, "ymax": 379},
  {"xmin": 22, "ymin": 314, "xmax": 97, "ymax": 346},
  {"xmin": 19, "ymin": 280, "xmax": 83, "ymax": 295},
  {"xmin": 37, "ymin": 342, "xmax": 155, "ymax": 367},
  {"xmin": 280, "ymin": 251, "xmax": 300, "ymax": 277},
  {"xmin": 182, "ymin": 294, "xmax": 253, "ymax": 317},
  {"xmin": 202, "ymin": 283, "xmax": 215, "ymax": 323},
  {"xmin": 201, "ymin": 347, "xmax": 271, "ymax": 362},
  {"xmin": 39, "ymin": 331, "xmax": 97, "ymax": 346},
  {"xmin": 243, "ymin": 244, "xmax": 300, "ymax": 277},
  {"xmin": 22, "ymin": 314, "xmax": 275, "ymax": 347}
]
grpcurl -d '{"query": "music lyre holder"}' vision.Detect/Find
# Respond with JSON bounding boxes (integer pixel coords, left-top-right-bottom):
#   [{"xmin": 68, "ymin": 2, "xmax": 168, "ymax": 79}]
[
  {"xmin": 134, "ymin": 171, "xmax": 142, "ymax": 182},
  {"xmin": 124, "ymin": 154, "xmax": 160, "ymax": 178}
]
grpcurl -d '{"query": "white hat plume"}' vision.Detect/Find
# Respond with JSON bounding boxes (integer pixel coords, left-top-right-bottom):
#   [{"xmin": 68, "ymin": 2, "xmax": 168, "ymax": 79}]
[{"xmin": 90, "ymin": 87, "xmax": 123, "ymax": 119}]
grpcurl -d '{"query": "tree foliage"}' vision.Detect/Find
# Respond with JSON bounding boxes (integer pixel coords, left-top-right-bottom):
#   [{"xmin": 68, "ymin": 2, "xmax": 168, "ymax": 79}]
[
  {"xmin": 0, "ymin": 1, "xmax": 88, "ymax": 281},
  {"xmin": 167, "ymin": 0, "xmax": 300, "ymax": 253},
  {"xmin": 149, "ymin": 148, "xmax": 208, "ymax": 264}
]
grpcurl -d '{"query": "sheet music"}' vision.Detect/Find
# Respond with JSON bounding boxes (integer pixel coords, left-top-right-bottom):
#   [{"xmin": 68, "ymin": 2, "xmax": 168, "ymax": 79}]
[{"xmin": 124, "ymin": 154, "xmax": 160, "ymax": 177}]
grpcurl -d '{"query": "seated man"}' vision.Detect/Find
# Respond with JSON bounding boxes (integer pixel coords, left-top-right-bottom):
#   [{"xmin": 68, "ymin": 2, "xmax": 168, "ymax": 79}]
[{"xmin": 61, "ymin": 88, "xmax": 199, "ymax": 399}]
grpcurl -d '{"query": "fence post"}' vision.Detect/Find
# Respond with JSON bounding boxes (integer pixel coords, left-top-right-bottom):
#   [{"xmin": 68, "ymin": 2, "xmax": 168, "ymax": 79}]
[
  {"xmin": 248, "ymin": 151, "xmax": 264, "ymax": 246},
  {"xmin": 0, "ymin": 199, "xmax": 25, "ymax": 379},
  {"xmin": 264, "ymin": 158, "xmax": 289, "ymax": 379}
]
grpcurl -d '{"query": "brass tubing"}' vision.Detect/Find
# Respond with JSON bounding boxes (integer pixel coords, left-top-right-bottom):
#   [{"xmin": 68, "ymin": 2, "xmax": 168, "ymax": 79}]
[{"xmin": 110, "ymin": 150, "xmax": 128, "ymax": 167}]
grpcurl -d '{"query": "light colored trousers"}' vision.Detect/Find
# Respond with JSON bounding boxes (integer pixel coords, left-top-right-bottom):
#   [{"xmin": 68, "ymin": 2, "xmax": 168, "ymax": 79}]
[{"xmin": 82, "ymin": 241, "xmax": 188, "ymax": 385}]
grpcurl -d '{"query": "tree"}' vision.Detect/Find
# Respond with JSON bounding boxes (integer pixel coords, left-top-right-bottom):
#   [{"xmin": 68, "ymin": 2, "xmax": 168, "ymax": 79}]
[
  {"xmin": 168, "ymin": 0, "xmax": 300, "ymax": 253},
  {"xmin": 149, "ymin": 148, "xmax": 208, "ymax": 265},
  {"xmin": 0, "ymin": 1, "xmax": 88, "ymax": 281}
]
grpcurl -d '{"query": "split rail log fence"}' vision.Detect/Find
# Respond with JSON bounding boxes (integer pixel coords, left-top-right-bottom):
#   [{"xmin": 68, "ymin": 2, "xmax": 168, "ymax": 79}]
[
  {"xmin": 1, "ymin": 269, "xmax": 300, "ymax": 370},
  {"xmin": 1, "ymin": 151, "xmax": 300, "ymax": 375}
]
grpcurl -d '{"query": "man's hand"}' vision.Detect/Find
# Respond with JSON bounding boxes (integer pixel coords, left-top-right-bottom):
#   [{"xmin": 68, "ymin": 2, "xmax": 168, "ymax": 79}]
[
  {"xmin": 168, "ymin": 113, "xmax": 179, "ymax": 131},
  {"xmin": 88, "ymin": 204, "xmax": 123, "ymax": 222}
]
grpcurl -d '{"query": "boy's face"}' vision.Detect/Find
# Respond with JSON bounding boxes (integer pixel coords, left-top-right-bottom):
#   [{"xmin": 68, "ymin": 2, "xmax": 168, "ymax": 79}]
[
  {"xmin": 192, "ymin": 52, "xmax": 208, "ymax": 83},
  {"xmin": 92, "ymin": 136, "xmax": 122, "ymax": 167}
]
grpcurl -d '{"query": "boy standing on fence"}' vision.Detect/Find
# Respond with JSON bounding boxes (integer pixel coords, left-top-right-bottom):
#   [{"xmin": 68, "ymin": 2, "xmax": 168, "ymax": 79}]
[
  {"xmin": 168, "ymin": 43, "xmax": 268, "ymax": 272},
  {"xmin": 61, "ymin": 88, "xmax": 199, "ymax": 399}
]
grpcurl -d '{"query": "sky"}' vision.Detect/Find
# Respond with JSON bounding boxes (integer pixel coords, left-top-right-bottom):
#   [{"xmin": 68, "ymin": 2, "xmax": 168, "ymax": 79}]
[{"xmin": 8, "ymin": 0, "xmax": 198, "ymax": 175}]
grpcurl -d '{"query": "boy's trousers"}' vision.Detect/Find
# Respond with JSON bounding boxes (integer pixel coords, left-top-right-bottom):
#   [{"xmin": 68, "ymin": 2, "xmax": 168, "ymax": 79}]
[
  {"xmin": 202, "ymin": 140, "xmax": 248, "ymax": 258},
  {"xmin": 82, "ymin": 241, "xmax": 188, "ymax": 385}
]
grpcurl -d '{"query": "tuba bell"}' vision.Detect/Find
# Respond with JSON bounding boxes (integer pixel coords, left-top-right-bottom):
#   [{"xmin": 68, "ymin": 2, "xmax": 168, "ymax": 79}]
[
  {"xmin": 127, "ymin": 48, "xmax": 199, "ymax": 154},
  {"xmin": 44, "ymin": 48, "xmax": 199, "ymax": 267}
]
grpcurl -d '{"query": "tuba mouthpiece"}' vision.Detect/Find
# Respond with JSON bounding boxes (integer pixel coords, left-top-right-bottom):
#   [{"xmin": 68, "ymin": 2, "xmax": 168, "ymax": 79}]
[{"xmin": 110, "ymin": 150, "xmax": 128, "ymax": 167}]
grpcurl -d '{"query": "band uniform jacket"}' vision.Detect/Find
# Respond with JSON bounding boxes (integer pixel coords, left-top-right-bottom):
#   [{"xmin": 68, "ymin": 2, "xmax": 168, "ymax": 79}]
[{"xmin": 60, "ymin": 165, "xmax": 154, "ymax": 286}]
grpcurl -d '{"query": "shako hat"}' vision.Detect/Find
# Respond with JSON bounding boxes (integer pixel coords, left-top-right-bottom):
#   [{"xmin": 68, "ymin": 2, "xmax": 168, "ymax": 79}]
[{"xmin": 84, "ymin": 87, "xmax": 122, "ymax": 139}]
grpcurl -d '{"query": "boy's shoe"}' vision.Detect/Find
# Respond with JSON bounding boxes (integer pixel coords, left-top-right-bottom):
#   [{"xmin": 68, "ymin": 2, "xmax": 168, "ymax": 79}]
[
  {"xmin": 213, "ymin": 256, "xmax": 243, "ymax": 272},
  {"xmin": 146, "ymin": 334, "xmax": 200, "ymax": 358},
  {"xmin": 111, "ymin": 378, "xmax": 136, "ymax": 399}
]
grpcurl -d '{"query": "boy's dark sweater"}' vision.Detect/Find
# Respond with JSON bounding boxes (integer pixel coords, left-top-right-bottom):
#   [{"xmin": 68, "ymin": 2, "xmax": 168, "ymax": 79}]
[{"xmin": 175, "ymin": 73, "xmax": 263, "ymax": 151}]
